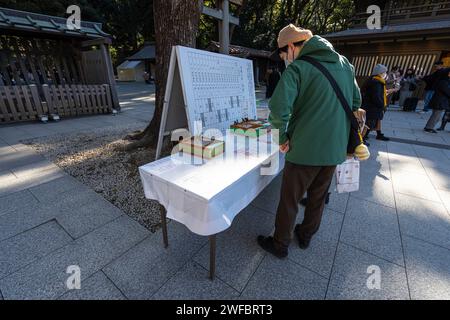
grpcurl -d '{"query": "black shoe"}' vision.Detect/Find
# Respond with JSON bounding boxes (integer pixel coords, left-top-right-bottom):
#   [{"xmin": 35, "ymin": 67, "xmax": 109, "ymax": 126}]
[
  {"xmin": 437, "ymin": 127, "xmax": 444, "ymax": 131},
  {"xmin": 376, "ymin": 134, "xmax": 390, "ymax": 141},
  {"xmin": 424, "ymin": 128, "xmax": 438, "ymax": 133},
  {"xmin": 299, "ymin": 193, "xmax": 330, "ymax": 207},
  {"xmin": 294, "ymin": 225, "xmax": 310, "ymax": 250},
  {"xmin": 257, "ymin": 236, "xmax": 288, "ymax": 258}
]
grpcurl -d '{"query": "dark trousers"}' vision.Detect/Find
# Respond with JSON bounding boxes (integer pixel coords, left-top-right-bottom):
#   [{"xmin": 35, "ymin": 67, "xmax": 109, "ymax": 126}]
[
  {"xmin": 440, "ymin": 111, "xmax": 449, "ymax": 130},
  {"xmin": 274, "ymin": 161, "xmax": 336, "ymax": 248},
  {"xmin": 425, "ymin": 109, "xmax": 445, "ymax": 130}
]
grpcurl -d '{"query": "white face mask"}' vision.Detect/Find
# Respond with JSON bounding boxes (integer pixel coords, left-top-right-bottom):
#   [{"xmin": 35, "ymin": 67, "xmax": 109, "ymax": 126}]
[{"xmin": 284, "ymin": 47, "xmax": 293, "ymax": 68}]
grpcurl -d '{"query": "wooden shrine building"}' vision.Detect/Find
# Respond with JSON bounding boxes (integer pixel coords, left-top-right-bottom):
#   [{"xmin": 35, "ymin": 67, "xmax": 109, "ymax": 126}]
[
  {"xmin": 207, "ymin": 41, "xmax": 272, "ymax": 85},
  {"xmin": 324, "ymin": 1, "xmax": 450, "ymax": 85},
  {"xmin": 0, "ymin": 7, "xmax": 119, "ymax": 124}
]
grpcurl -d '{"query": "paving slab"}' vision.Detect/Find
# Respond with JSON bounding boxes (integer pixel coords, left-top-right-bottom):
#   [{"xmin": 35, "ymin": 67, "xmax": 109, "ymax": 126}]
[
  {"xmin": 436, "ymin": 188, "xmax": 450, "ymax": 215},
  {"xmin": 289, "ymin": 209, "xmax": 343, "ymax": 278},
  {"xmin": 424, "ymin": 167, "xmax": 450, "ymax": 191},
  {"xmin": 0, "ymin": 148, "xmax": 46, "ymax": 172},
  {"xmin": 19, "ymin": 125, "xmax": 55, "ymax": 139},
  {"xmin": 193, "ymin": 205, "xmax": 275, "ymax": 292},
  {"xmin": 0, "ymin": 168, "xmax": 66, "ymax": 197},
  {"xmin": 351, "ymin": 172, "xmax": 395, "ymax": 208},
  {"xmin": 340, "ymin": 198, "xmax": 404, "ymax": 266},
  {"xmin": 44, "ymin": 187, "xmax": 107, "ymax": 211},
  {"xmin": 0, "ymin": 220, "xmax": 73, "ymax": 279},
  {"xmin": 103, "ymin": 222, "xmax": 206, "ymax": 300},
  {"xmin": 56, "ymin": 199, "xmax": 124, "ymax": 238},
  {"xmin": 0, "ymin": 203, "xmax": 55, "ymax": 241},
  {"xmin": 395, "ymin": 193, "xmax": 450, "ymax": 250},
  {"xmin": 403, "ymin": 236, "xmax": 450, "ymax": 300},
  {"xmin": 58, "ymin": 271, "xmax": 126, "ymax": 300},
  {"xmin": 326, "ymin": 243, "xmax": 409, "ymax": 300},
  {"xmin": 391, "ymin": 169, "xmax": 440, "ymax": 202},
  {"xmin": 0, "ymin": 215, "xmax": 149, "ymax": 299},
  {"xmin": 0, "ymin": 170, "xmax": 17, "ymax": 184},
  {"xmin": 443, "ymin": 149, "xmax": 450, "ymax": 161},
  {"xmin": 240, "ymin": 255, "xmax": 328, "ymax": 300},
  {"xmin": 28, "ymin": 176, "xmax": 86, "ymax": 203},
  {"xmin": 11, "ymin": 160, "xmax": 60, "ymax": 179},
  {"xmin": 0, "ymin": 190, "xmax": 39, "ymax": 216},
  {"xmin": 414, "ymin": 145, "xmax": 450, "ymax": 171},
  {"xmin": 326, "ymin": 191, "xmax": 349, "ymax": 214},
  {"xmin": 152, "ymin": 261, "xmax": 239, "ymax": 300},
  {"xmin": 360, "ymin": 151, "xmax": 391, "ymax": 178},
  {"xmin": 0, "ymin": 145, "xmax": 16, "ymax": 157}
]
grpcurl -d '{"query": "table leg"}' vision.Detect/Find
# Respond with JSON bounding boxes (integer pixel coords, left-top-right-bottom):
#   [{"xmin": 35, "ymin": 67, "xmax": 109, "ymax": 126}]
[
  {"xmin": 161, "ymin": 210, "xmax": 168, "ymax": 248},
  {"xmin": 209, "ymin": 235, "xmax": 216, "ymax": 280}
]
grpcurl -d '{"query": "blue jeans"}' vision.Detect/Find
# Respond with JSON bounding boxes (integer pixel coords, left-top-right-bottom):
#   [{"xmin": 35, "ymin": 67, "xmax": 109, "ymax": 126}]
[{"xmin": 423, "ymin": 90, "xmax": 434, "ymax": 111}]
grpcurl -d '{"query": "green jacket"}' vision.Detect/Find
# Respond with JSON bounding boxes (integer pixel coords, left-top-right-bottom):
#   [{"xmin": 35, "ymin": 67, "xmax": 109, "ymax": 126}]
[{"xmin": 269, "ymin": 35, "xmax": 361, "ymax": 166}]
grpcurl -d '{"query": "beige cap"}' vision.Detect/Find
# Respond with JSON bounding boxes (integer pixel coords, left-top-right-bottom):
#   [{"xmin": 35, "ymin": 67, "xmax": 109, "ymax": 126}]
[{"xmin": 277, "ymin": 24, "xmax": 313, "ymax": 48}]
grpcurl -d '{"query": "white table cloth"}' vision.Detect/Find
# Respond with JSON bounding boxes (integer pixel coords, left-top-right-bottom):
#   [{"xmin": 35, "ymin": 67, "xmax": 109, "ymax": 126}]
[{"xmin": 139, "ymin": 137, "xmax": 284, "ymax": 236}]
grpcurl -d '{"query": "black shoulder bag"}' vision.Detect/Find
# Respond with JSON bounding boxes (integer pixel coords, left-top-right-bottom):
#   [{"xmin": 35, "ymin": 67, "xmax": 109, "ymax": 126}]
[{"xmin": 299, "ymin": 55, "xmax": 363, "ymax": 154}]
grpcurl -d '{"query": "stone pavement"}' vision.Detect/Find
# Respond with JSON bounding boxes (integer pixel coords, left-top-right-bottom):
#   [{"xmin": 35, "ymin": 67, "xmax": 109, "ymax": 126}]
[
  {"xmin": 0, "ymin": 83, "xmax": 449, "ymax": 300},
  {"xmin": 380, "ymin": 108, "xmax": 450, "ymax": 148}
]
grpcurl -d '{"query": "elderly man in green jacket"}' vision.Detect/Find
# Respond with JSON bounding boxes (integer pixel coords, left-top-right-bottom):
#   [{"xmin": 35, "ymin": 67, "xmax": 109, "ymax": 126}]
[{"xmin": 258, "ymin": 24, "xmax": 361, "ymax": 258}]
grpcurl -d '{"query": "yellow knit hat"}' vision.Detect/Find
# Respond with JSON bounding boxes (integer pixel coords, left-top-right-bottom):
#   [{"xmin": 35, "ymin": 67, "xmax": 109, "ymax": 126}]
[{"xmin": 277, "ymin": 24, "xmax": 313, "ymax": 48}]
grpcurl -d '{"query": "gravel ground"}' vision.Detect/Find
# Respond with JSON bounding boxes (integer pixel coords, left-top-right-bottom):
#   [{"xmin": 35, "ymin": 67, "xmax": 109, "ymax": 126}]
[{"xmin": 24, "ymin": 124, "xmax": 164, "ymax": 232}]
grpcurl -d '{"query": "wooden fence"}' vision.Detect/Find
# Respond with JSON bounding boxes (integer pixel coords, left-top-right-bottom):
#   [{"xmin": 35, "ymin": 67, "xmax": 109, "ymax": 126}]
[
  {"xmin": 0, "ymin": 85, "xmax": 46, "ymax": 123},
  {"xmin": 0, "ymin": 84, "xmax": 113, "ymax": 124},
  {"xmin": 0, "ymin": 36, "xmax": 85, "ymax": 89}
]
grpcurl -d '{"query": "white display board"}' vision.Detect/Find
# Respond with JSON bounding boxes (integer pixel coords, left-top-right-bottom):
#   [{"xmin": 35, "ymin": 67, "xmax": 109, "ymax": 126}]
[{"xmin": 156, "ymin": 46, "xmax": 257, "ymax": 159}]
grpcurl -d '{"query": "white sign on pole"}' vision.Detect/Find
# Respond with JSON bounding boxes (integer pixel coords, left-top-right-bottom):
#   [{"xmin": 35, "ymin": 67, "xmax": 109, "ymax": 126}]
[{"xmin": 156, "ymin": 46, "xmax": 256, "ymax": 160}]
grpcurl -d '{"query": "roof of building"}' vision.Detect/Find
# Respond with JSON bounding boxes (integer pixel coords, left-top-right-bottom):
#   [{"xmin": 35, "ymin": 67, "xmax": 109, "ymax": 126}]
[
  {"xmin": 117, "ymin": 60, "xmax": 143, "ymax": 69},
  {"xmin": 324, "ymin": 20, "xmax": 450, "ymax": 40},
  {"xmin": 127, "ymin": 44, "xmax": 156, "ymax": 61},
  {"xmin": 207, "ymin": 41, "xmax": 272, "ymax": 59},
  {"xmin": 0, "ymin": 7, "xmax": 110, "ymax": 39}
]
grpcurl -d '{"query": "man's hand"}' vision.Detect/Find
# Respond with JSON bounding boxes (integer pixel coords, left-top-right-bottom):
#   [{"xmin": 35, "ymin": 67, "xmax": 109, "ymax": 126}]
[{"xmin": 280, "ymin": 140, "xmax": 290, "ymax": 153}]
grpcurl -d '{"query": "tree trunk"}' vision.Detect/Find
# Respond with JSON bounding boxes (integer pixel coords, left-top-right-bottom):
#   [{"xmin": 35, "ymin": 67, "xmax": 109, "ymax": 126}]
[{"xmin": 125, "ymin": 0, "xmax": 202, "ymax": 150}]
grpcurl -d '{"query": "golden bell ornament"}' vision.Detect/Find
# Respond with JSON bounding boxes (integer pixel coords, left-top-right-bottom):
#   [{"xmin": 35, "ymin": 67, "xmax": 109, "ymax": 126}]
[{"xmin": 354, "ymin": 143, "xmax": 370, "ymax": 161}]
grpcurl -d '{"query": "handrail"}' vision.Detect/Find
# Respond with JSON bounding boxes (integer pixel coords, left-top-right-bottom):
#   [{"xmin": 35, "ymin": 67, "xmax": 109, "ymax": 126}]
[{"xmin": 349, "ymin": 1, "xmax": 450, "ymax": 26}]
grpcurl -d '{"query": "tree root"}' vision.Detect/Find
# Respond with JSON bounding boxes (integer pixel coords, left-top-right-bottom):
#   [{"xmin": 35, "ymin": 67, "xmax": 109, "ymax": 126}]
[
  {"xmin": 124, "ymin": 129, "xmax": 147, "ymax": 141},
  {"xmin": 121, "ymin": 133, "xmax": 155, "ymax": 151}
]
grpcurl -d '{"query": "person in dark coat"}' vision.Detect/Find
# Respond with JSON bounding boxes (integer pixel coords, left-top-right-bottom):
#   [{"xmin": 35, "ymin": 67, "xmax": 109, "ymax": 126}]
[
  {"xmin": 424, "ymin": 68, "xmax": 450, "ymax": 133},
  {"xmin": 362, "ymin": 64, "xmax": 397, "ymax": 142},
  {"xmin": 421, "ymin": 61, "xmax": 444, "ymax": 112},
  {"xmin": 265, "ymin": 67, "xmax": 281, "ymax": 99}
]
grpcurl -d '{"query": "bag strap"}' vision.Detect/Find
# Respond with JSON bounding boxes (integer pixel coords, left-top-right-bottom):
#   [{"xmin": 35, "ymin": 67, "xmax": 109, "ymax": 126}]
[{"xmin": 299, "ymin": 55, "xmax": 359, "ymax": 130}]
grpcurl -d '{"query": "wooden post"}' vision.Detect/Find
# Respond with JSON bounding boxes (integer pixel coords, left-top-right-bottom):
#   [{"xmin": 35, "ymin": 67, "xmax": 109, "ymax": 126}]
[
  {"xmin": 209, "ymin": 235, "xmax": 217, "ymax": 280},
  {"xmin": 99, "ymin": 43, "xmax": 120, "ymax": 110},
  {"xmin": 203, "ymin": 0, "xmax": 240, "ymax": 55},
  {"xmin": 220, "ymin": 0, "xmax": 230, "ymax": 55},
  {"xmin": 161, "ymin": 209, "xmax": 169, "ymax": 248}
]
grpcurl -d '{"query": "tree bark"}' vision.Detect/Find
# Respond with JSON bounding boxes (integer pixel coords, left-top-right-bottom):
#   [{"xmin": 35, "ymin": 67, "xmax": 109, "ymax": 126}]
[{"xmin": 124, "ymin": 0, "xmax": 202, "ymax": 150}]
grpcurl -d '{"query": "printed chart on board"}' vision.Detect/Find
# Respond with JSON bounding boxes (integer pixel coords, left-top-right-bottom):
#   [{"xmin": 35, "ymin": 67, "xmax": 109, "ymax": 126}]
[{"xmin": 176, "ymin": 46, "xmax": 257, "ymax": 134}]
